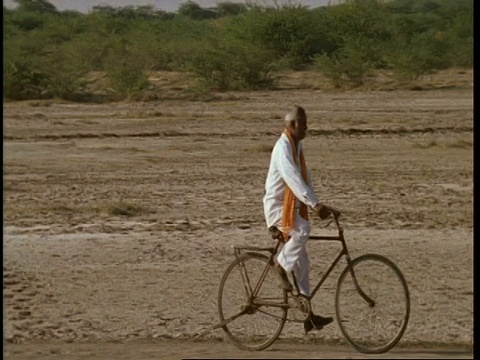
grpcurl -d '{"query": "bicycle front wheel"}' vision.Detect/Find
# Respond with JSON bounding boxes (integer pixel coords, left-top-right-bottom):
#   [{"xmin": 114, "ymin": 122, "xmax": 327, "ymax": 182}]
[
  {"xmin": 217, "ymin": 252, "xmax": 288, "ymax": 351},
  {"xmin": 335, "ymin": 254, "xmax": 410, "ymax": 354}
]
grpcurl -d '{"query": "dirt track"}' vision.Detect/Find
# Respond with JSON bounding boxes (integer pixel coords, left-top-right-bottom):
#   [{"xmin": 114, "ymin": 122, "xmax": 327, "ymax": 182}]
[
  {"xmin": 3, "ymin": 340, "xmax": 474, "ymax": 359},
  {"xmin": 3, "ymin": 69, "xmax": 473, "ymax": 359}
]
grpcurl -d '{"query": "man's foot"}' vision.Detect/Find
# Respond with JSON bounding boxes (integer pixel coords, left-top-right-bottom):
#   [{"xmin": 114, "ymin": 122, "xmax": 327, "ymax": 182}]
[
  {"xmin": 304, "ymin": 314, "xmax": 334, "ymax": 334},
  {"xmin": 272, "ymin": 263, "xmax": 293, "ymax": 291}
]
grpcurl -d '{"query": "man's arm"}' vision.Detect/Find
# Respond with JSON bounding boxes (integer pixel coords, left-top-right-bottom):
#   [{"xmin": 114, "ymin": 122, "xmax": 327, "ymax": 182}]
[
  {"xmin": 300, "ymin": 143, "xmax": 314, "ymax": 190},
  {"xmin": 307, "ymin": 168, "xmax": 314, "ymax": 190},
  {"xmin": 305, "ymin": 170, "xmax": 330, "ymax": 217},
  {"xmin": 275, "ymin": 142, "xmax": 318, "ymax": 208}
]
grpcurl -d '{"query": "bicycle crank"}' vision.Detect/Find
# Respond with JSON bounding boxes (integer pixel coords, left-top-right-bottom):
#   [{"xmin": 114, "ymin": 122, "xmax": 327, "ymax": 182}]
[
  {"xmin": 212, "ymin": 304, "xmax": 260, "ymax": 329},
  {"xmin": 288, "ymin": 294, "xmax": 311, "ymax": 322}
]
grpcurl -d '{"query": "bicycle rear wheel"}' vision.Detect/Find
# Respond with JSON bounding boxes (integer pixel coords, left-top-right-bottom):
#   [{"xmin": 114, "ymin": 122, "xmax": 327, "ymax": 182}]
[
  {"xmin": 335, "ymin": 254, "xmax": 410, "ymax": 354},
  {"xmin": 217, "ymin": 252, "xmax": 287, "ymax": 351}
]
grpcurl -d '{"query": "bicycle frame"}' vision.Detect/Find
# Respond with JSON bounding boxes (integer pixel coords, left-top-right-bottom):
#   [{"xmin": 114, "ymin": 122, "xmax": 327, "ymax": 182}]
[
  {"xmin": 213, "ymin": 242, "xmax": 288, "ymax": 330},
  {"xmin": 233, "ymin": 214, "xmax": 374, "ymax": 310},
  {"xmin": 308, "ymin": 215, "xmax": 374, "ymax": 306},
  {"xmin": 232, "ymin": 241, "xmax": 289, "ymax": 309}
]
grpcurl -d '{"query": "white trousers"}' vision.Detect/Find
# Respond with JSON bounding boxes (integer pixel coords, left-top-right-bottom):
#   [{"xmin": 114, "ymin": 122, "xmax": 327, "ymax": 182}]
[{"xmin": 276, "ymin": 213, "xmax": 311, "ymax": 296}]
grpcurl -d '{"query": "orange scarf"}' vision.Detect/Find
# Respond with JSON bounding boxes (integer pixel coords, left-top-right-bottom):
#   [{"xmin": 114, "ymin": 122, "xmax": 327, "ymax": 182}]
[{"xmin": 282, "ymin": 130, "xmax": 309, "ymax": 241}]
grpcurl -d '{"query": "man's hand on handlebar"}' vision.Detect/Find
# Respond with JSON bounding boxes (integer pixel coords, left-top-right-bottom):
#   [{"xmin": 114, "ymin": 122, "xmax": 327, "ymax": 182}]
[
  {"xmin": 330, "ymin": 207, "xmax": 341, "ymax": 219},
  {"xmin": 313, "ymin": 203, "xmax": 341, "ymax": 220}
]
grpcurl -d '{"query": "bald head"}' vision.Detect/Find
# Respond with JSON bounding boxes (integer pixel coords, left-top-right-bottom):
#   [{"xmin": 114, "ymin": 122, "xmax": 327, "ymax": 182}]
[
  {"xmin": 284, "ymin": 105, "xmax": 308, "ymax": 142},
  {"xmin": 284, "ymin": 105, "xmax": 306, "ymax": 128}
]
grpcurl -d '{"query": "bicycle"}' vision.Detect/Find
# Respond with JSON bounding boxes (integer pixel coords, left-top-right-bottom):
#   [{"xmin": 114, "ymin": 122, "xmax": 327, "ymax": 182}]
[{"xmin": 213, "ymin": 209, "xmax": 410, "ymax": 354}]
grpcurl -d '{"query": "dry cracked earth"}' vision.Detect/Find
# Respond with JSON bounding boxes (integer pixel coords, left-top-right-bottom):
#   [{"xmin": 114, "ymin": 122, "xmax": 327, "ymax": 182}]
[{"xmin": 3, "ymin": 69, "xmax": 473, "ymax": 359}]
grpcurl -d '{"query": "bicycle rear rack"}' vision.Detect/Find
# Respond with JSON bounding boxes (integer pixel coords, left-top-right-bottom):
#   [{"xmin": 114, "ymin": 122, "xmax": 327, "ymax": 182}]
[{"xmin": 233, "ymin": 245, "xmax": 276, "ymax": 257}]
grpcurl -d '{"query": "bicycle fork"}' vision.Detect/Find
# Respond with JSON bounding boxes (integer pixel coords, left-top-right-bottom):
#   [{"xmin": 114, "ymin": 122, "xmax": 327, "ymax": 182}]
[{"xmin": 345, "ymin": 256, "xmax": 375, "ymax": 308}]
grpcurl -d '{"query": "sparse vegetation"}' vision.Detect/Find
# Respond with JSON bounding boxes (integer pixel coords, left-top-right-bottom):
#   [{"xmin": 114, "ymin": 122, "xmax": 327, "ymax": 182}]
[
  {"xmin": 413, "ymin": 138, "xmax": 473, "ymax": 149},
  {"xmin": 413, "ymin": 140, "xmax": 439, "ymax": 149},
  {"xmin": 251, "ymin": 144, "xmax": 274, "ymax": 153},
  {"xmin": 446, "ymin": 139, "xmax": 473, "ymax": 149},
  {"xmin": 105, "ymin": 201, "xmax": 151, "ymax": 217},
  {"xmin": 3, "ymin": 0, "xmax": 473, "ymax": 100}
]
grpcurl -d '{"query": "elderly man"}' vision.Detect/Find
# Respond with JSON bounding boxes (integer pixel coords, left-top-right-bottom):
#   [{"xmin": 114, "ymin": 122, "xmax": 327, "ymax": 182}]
[{"xmin": 263, "ymin": 105, "xmax": 334, "ymax": 334}]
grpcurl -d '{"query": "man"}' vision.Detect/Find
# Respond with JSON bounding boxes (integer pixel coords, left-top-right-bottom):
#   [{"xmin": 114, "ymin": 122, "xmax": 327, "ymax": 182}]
[{"xmin": 263, "ymin": 105, "xmax": 334, "ymax": 334}]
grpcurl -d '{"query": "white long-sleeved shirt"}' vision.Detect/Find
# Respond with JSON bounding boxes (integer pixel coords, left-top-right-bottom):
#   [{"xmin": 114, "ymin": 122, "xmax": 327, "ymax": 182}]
[{"xmin": 263, "ymin": 133, "xmax": 318, "ymax": 228}]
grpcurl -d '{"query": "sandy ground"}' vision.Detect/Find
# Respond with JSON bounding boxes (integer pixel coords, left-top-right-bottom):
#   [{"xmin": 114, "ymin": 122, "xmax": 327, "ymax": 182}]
[{"xmin": 3, "ymin": 69, "xmax": 473, "ymax": 359}]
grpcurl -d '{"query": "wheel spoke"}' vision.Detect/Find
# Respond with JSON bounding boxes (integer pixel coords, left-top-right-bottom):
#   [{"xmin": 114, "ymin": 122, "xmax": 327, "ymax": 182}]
[
  {"xmin": 256, "ymin": 307, "xmax": 286, "ymax": 320},
  {"xmin": 235, "ymin": 262, "xmax": 252, "ymax": 301},
  {"xmin": 217, "ymin": 253, "xmax": 287, "ymax": 351},
  {"xmin": 213, "ymin": 309, "xmax": 246, "ymax": 329},
  {"xmin": 336, "ymin": 254, "xmax": 410, "ymax": 354}
]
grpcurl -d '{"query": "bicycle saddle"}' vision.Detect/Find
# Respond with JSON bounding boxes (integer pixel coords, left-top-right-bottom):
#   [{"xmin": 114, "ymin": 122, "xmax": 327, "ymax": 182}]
[{"xmin": 268, "ymin": 226, "xmax": 285, "ymax": 241}]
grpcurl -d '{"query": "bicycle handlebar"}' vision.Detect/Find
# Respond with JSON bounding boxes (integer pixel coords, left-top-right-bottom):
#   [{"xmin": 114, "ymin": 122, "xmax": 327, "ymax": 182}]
[
  {"xmin": 328, "ymin": 206, "xmax": 341, "ymax": 219},
  {"xmin": 318, "ymin": 205, "xmax": 342, "ymax": 230}
]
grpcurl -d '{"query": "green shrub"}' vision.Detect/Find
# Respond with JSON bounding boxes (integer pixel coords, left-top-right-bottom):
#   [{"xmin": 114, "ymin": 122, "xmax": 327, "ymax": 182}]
[
  {"xmin": 103, "ymin": 38, "xmax": 150, "ymax": 99},
  {"xmin": 3, "ymin": 0, "xmax": 473, "ymax": 100},
  {"xmin": 223, "ymin": 6, "xmax": 335, "ymax": 70},
  {"xmin": 129, "ymin": 18, "xmax": 212, "ymax": 71},
  {"xmin": 216, "ymin": 2, "xmax": 247, "ymax": 17},
  {"xmin": 4, "ymin": 39, "xmax": 88, "ymax": 100},
  {"xmin": 448, "ymin": 37, "xmax": 473, "ymax": 67},
  {"xmin": 13, "ymin": 0, "xmax": 59, "ymax": 14},
  {"xmin": 9, "ymin": 10, "xmax": 46, "ymax": 31},
  {"xmin": 314, "ymin": 37, "xmax": 377, "ymax": 88},
  {"xmin": 189, "ymin": 37, "xmax": 275, "ymax": 91},
  {"xmin": 43, "ymin": 47, "xmax": 90, "ymax": 99},
  {"xmin": 385, "ymin": 30, "xmax": 453, "ymax": 80},
  {"xmin": 106, "ymin": 64, "xmax": 149, "ymax": 99},
  {"xmin": 177, "ymin": 1, "xmax": 217, "ymax": 19},
  {"xmin": 4, "ymin": 60, "xmax": 48, "ymax": 100},
  {"xmin": 318, "ymin": 0, "xmax": 392, "ymax": 45}
]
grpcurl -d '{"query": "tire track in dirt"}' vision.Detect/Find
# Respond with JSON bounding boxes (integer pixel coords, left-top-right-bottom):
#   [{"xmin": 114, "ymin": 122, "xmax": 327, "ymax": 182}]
[{"xmin": 2, "ymin": 126, "xmax": 473, "ymax": 141}]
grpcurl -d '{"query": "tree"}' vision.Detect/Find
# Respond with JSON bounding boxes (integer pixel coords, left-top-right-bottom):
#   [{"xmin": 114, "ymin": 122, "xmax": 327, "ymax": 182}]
[
  {"xmin": 177, "ymin": 1, "xmax": 217, "ymax": 19},
  {"xmin": 215, "ymin": 2, "xmax": 247, "ymax": 17},
  {"xmin": 13, "ymin": 0, "xmax": 58, "ymax": 14}
]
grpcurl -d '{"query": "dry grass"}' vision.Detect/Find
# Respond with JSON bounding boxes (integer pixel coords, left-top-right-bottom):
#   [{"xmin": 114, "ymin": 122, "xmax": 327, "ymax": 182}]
[
  {"xmin": 446, "ymin": 139, "xmax": 473, "ymax": 148},
  {"xmin": 412, "ymin": 138, "xmax": 473, "ymax": 149},
  {"xmin": 412, "ymin": 140, "xmax": 439, "ymax": 149},
  {"xmin": 105, "ymin": 201, "xmax": 151, "ymax": 217},
  {"xmin": 250, "ymin": 144, "xmax": 274, "ymax": 153}
]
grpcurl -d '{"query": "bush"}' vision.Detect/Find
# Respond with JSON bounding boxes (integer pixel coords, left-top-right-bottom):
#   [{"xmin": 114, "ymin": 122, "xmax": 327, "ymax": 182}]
[
  {"xmin": 318, "ymin": 0, "xmax": 392, "ymax": 45},
  {"xmin": 189, "ymin": 37, "xmax": 276, "ymax": 91},
  {"xmin": 385, "ymin": 30, "xmax": 453, "ymax": 80},
  {"xmin": 3, "ymin": 0, "xmax": 473, "ymax": 100},
  {"xmin": 9, "ymin": 10, "xmax": 46, "ymax": 31},
  {"xmin": 448, "ymin": 37, "xmax": 473, "ymax": 67},
  {"xmin": 106, "ymin": 64, "xmax": 149, "ymax": 99},
  {"xmin": 103, "ymin": 38, "xmax": 150, "ymax": 99},
  {"xmin": 177, "ymin": 1, "xmax": 217, "ymax": 19},
  {"xmin": 4, "ymin": 37, "xmax": 88, "ymax": 100},
  {"xmin": 314, "ymin": 37, "xmax": 377, "ymax": 88},
  {"xmin": 4, "ymin": 60, "xmax": 49, "ymax": 100},
  {"xmin": 223, "ymin": 6, "xmax": 335, "ymax": 70},
  {"xmin": 42, "ymin": 45, "xmax": 89, "ymax": 99},
  {"xmin": 134, "ymin": 18, "xmax": 213, "ymax": 71},
  {"xmin": 13, "ymin": 0, "xmax": 59, "ymax": 14}
]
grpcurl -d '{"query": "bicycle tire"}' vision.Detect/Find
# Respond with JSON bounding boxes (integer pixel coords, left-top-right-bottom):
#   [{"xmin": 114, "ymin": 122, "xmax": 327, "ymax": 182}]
[
  {"xmin": 335, "ymin": 253, "xmax": 410, "ymax": 354},
  {"xmin": 217, "ymin": 252, "xmax": 288, "ymax": 351}
]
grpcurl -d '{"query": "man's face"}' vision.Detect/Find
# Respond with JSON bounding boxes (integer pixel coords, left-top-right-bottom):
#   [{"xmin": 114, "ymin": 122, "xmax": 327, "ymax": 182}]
[{"xmin": 293, "ymin": 114, "xmax": 308, "ymax": 141}]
